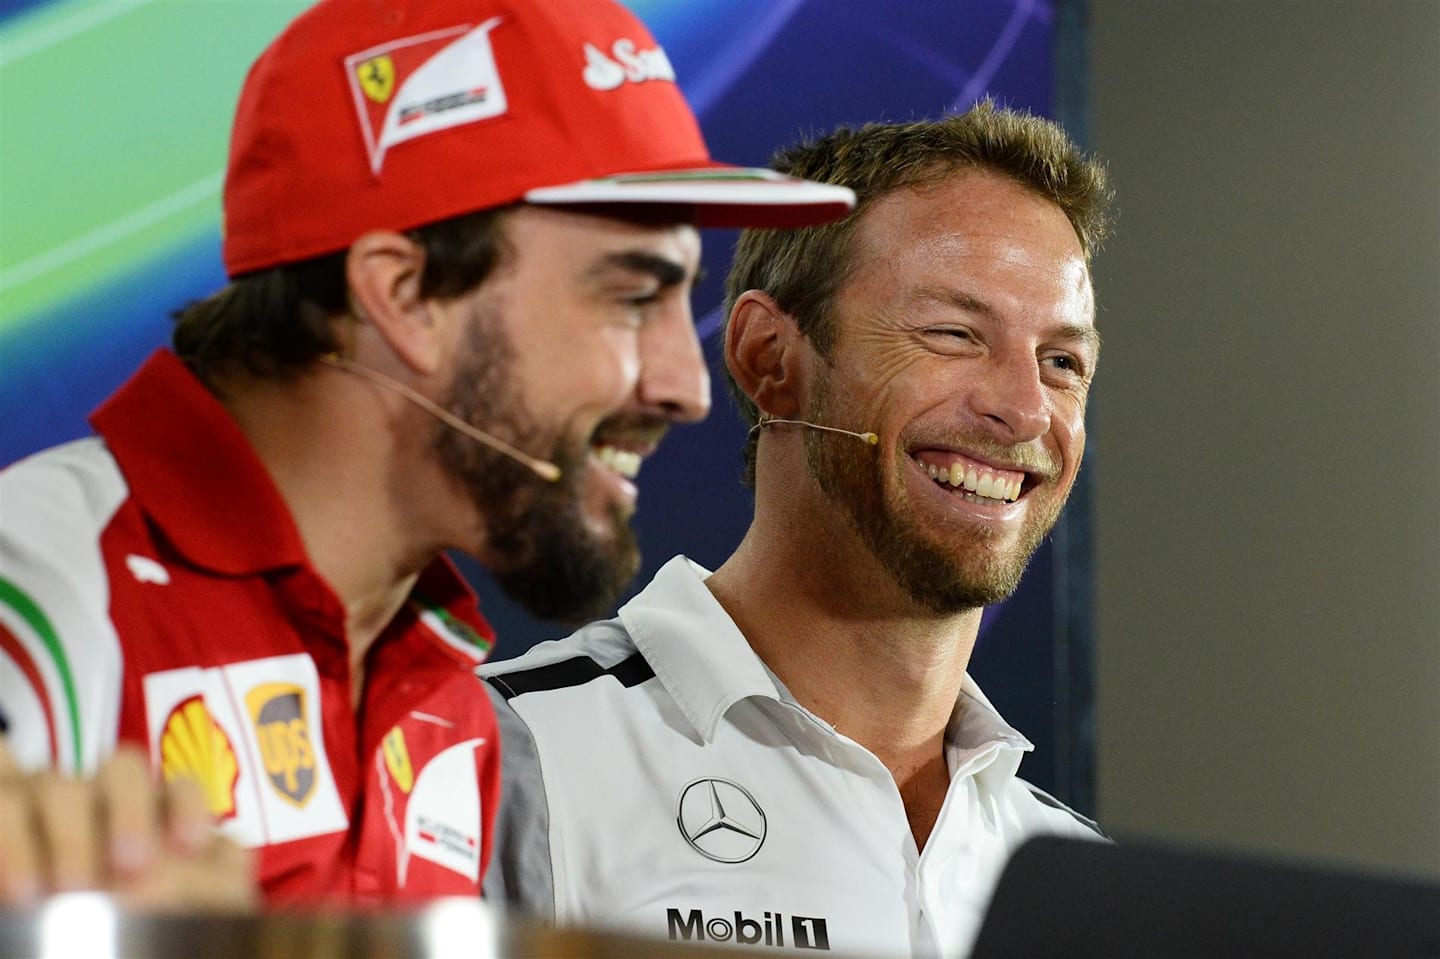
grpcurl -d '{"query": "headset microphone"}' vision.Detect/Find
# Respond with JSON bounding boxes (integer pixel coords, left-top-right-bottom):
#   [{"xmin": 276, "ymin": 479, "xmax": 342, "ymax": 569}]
[
  {"xmin": 320, "ymin": 354, "xmax": 563, "ymax": 482},
  {"xmin": 751, "ymin": 414, "xmax": 879, "ymax": 446}
]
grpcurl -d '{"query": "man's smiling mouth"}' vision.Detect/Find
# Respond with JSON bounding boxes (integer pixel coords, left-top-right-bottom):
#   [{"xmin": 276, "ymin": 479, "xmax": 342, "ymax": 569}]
[
  {"xmin": 912, "ymin": 451, "xmax": 1026, "ymax": 504},
  {"xmin": 593, "ymin": 443, "xmax": 643, "ymax": 478}
]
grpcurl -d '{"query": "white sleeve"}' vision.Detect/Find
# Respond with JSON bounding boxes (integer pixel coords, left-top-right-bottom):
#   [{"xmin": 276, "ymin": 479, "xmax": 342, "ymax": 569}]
[{"xmin": 0, "ymin": 439, "xmax": 126, "ymax": 775}]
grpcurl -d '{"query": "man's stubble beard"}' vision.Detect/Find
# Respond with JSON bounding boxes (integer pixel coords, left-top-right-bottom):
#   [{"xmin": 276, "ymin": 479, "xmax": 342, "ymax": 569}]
[
  {"xmin": 436, "ymin": 315, "xmax": 639, "ymax": 624},
  {"xmin": 803, "ymin": 363, "xmax": 1067, "ymax": 614}
]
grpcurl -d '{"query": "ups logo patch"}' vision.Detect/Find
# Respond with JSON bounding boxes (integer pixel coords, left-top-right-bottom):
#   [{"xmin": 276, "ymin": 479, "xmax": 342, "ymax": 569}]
[{"xmin": 245, "ymin": 683, "xmax": 317, "ymax": 807}]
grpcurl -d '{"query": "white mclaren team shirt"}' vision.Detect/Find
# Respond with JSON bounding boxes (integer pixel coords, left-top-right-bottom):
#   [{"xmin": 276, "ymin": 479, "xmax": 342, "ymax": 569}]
[{"xmin": 481, "ymin": 556, "xmax": 1104, "ymax": 957}]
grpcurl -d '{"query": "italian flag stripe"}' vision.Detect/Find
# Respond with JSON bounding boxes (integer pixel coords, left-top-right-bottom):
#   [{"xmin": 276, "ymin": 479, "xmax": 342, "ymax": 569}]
[
  {"xmin": 414, "ymin": 601, "xmax": 492, "ymax": 663},
  {"xmin": 0, "ymin": 619, "xmax": 58, "ymax": 763},
  {"xmin": 0, "ymin": 576, "xmax": 82, "ymax": 774}
]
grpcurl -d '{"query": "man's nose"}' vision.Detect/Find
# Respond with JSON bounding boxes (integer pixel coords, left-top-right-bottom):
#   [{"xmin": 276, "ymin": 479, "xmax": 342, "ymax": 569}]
[
  {"xmin": 965, "ymin": 353, "xmax": 1051, "ymax": 443},
  {"xmin": 636, "ymin": 303, "xmax": 711, "ymax": 423}
]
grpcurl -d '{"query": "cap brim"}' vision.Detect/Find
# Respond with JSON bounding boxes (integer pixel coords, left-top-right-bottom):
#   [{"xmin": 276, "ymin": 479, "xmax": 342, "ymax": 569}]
[{"xmin": 523, "ymin": 166, "xmax": 855, "ymax": 228}]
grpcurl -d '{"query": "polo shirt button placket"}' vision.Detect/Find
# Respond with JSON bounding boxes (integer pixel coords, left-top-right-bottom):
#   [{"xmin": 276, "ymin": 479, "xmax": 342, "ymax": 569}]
[{"xmin": 354, "ymin": 866, "xmax": 382, "ymax": 903}]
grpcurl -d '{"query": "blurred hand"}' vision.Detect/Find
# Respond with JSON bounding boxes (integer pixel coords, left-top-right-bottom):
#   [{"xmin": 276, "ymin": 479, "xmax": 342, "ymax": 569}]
[{"xmin": 0, "ymin": 738, "xmax": 255, "ymax": 911}]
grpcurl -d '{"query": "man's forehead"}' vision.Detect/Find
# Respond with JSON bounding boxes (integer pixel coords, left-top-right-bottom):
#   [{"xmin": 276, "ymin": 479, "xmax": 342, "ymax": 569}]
[{"xmin": 507, "ymin": 204, "xmax": 700, "ymax": 258}]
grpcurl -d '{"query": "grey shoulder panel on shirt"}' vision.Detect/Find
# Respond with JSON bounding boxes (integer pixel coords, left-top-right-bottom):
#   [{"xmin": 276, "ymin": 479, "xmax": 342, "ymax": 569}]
[
  {"xmin": 483, "ymin": 682, "xmax": 557, "ymax": 920},
  {"xmin": 1024, "ymin": 784, "xmax": 1110, "ymax": 839}
]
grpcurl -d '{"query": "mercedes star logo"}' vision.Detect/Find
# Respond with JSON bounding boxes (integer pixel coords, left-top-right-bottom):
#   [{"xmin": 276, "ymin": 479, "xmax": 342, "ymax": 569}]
[{"xmin": 675, "ymin": 777, "xmax": 767, "ymax": 864}]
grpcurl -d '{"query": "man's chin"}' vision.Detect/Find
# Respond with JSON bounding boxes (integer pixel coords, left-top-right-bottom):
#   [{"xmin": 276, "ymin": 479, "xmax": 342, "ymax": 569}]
[{"xmin": 493, "ymin": 519, "xmax": 641, "ymax": 625}]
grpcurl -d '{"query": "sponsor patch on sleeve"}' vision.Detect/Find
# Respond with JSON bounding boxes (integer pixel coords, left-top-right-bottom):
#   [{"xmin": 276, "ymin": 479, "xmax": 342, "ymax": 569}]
[{"xmin": 403, "ymin": 738, "xmax": 486, "ymax": 882}]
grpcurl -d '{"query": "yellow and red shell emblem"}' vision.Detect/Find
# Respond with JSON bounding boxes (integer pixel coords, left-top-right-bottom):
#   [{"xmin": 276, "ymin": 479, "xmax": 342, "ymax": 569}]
[{"xmin": 158, "ymin": 695, "xmax": 239, "ymax": 821}]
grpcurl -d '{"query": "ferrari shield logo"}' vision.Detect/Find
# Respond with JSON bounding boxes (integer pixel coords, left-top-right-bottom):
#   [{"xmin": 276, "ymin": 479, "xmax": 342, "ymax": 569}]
[
  {"xmin": 357, "ymin": 55, "xmax": 396, "ymax": 103},
  {"xmin": 383, "ymin": 726, "xmax": 415, "ymax": 794}
]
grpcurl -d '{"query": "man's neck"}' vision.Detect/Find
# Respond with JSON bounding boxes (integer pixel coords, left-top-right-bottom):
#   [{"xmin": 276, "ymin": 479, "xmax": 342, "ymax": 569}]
[
  {"xmin": 213, "ymin": 366, "xmax": 439, "ymax": 696},
  {"xmin": 706, "ymin": 524, "xmax": 983, "ymax": 850}
]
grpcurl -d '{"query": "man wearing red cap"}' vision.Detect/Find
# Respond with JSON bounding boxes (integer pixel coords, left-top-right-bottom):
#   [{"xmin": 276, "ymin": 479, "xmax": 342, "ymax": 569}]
[{"xmin": 0, "ymin": 0, "xmax": 851, "ymax": 909}]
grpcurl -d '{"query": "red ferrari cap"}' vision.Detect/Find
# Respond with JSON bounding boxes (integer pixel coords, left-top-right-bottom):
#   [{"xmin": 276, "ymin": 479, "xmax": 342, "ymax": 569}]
[{"xmin": 222, "ymin": 0, "xmax": 855, "ymax": 276}]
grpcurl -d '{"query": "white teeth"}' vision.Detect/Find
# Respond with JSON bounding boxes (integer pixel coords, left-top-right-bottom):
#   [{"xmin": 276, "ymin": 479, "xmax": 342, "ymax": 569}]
[
  {"xmin": 920, "ymin": 457, "xmax": 1023, "ymax": 503},
  {"xmin": 594, "ymin": 445, "xmax": 641, "ymax": 478}
]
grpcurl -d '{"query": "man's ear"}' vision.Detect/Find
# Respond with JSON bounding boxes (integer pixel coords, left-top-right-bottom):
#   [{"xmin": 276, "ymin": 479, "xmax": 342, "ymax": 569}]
[
  {"xmin": 345, "ymin": 231, "xmax": 443, "ymax": 375},
  {"xmin": 725, "ymin": 290, "xmax": 805, "ymax": 419}
]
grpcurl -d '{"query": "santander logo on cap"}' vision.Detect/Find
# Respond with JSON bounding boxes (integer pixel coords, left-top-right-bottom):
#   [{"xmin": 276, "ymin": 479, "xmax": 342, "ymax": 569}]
[
  {"xmin": 345, "ymin": 18, "xmax": 508, "ymax": 175},
  {"xmin": 581, "ymin": 38, "xmax": 677, "ymax": 91}
]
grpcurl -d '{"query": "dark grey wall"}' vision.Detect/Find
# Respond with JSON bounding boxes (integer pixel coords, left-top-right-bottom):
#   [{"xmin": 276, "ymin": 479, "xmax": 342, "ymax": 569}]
[{"xmin": 1089, "ymin": 0, "xmax": 1440, "ymax": 876}]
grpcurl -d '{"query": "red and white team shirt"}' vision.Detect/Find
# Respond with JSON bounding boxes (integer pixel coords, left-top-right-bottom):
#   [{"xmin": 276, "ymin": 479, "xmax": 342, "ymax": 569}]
[{"xmin": 0, "ymin": 350, "xmax": 500, "ymax": 905}]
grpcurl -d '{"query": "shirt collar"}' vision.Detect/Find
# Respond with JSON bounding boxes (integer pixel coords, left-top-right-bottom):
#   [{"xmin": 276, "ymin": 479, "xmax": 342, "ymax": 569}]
[
  {"xmin": 89, "ymin": 350, "xmax": 495, "ymax": 655},
  {"xmin": 620, "ymin": 555, "xmax": 785, "ymax": 741},
  {"xmin": 621, "ymin": 554, "xmax": 1036, "ymax": 776},
  {"xmin": 947, "ymin": 675, "xmax": 1034, "ymax": 786},
  {"xmin": 409, "ymin": 558, "xmax": 497, "ymax": 665},
  {"xmin": 90, "ymin": 349, "xmax": 308, "ymax": 576}
]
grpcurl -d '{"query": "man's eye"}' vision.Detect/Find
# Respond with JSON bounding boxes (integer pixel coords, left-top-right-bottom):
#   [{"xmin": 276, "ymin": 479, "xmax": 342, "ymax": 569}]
[
  {"xmin": 1042, "ymin": 354, "xmax": 1086, "ymax": 377},
  {"xmin": 621, "ymin": 290, "xmax": 661, "ymax": 307}
]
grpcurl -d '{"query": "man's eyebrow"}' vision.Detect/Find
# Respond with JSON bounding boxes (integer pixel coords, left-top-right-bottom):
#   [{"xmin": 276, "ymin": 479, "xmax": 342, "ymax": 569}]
[
  {"xmin": 589, "ymin": 251, "xmax": 692, "ymax": 287},
  {"xmin": 1055, "ymin": 323, "xmax": 1102, "ymax": 356},
  {"xmin": 914, "ymin": 286, "xmax": 996, "ymax": 319}
]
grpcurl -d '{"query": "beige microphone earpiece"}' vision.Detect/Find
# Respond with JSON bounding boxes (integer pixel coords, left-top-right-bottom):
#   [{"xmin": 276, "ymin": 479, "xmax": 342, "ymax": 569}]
[
  {"xmin": 320, "ymin": 354, "xmax": 562, "ymax": 482},
  {"xmin": 751, "ymin": 414, "xmax": 878, "ymax": 445}
]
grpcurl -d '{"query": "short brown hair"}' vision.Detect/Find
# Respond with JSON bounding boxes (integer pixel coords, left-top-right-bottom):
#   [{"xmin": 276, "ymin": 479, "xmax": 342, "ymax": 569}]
[
  {"xmin": 173, "ymin": 207, "xmax": 512, "ymax": 383},
  {"xmin": 723, "ymin": 101, "xmax": 1112, "ymax": 486}
]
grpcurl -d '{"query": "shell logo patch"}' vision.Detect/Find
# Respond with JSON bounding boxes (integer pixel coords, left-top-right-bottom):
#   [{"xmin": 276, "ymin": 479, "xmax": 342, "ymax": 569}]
[
  {"xmin": 158, "ymin": 696, "xmax": 239, "ymax": 821},
  {"xmin": 383, "ymin": 726, "xmax": 415, "ymax": 794},
  {"xmin": 344, "ymin": 19, "xmax": 508, "ymax": 175},
  {"xmin": 245, "ymin": 682, "xmax": 316, "ymax": 808},
  {"xmin": 357, "ymin": 54, "xmax": 396, "ymax": 103}
]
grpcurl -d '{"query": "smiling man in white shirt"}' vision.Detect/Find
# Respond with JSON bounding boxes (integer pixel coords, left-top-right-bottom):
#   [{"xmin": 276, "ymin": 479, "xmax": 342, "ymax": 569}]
[{"xmin": 481, "ymin": 102, "xmax": 1112, "ymax": 957}]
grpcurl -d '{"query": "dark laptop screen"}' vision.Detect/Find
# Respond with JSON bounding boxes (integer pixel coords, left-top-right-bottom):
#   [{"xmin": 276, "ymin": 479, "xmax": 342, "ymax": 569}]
[{"xmin": 971, "ymin": 835, "xmax": 1440, "ymax": 958}]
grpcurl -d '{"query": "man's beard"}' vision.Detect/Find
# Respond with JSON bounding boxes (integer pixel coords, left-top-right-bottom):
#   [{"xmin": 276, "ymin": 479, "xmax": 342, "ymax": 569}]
[
  {"xmin": 804, "ymin": 367, "xmax": 1067, "ymax": 614},
  {"xmin": 435, "ymin": 318, "xmax": 640, "ymax": 624}
]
